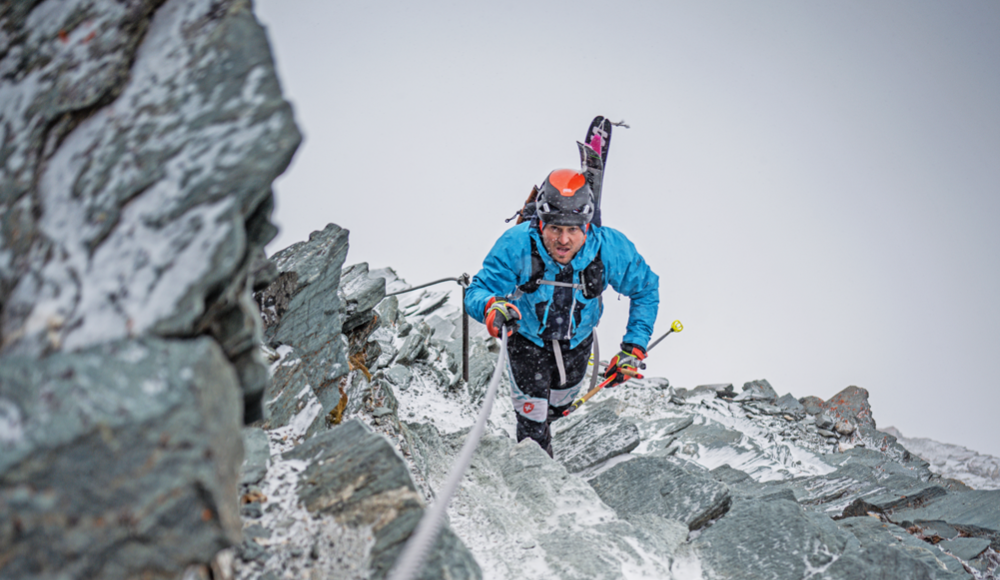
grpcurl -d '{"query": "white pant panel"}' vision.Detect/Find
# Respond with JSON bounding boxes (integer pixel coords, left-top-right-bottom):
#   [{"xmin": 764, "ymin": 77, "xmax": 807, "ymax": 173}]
[{"xmin": 507, "ymin": 363, "xmax": 548, "ymax": 422}]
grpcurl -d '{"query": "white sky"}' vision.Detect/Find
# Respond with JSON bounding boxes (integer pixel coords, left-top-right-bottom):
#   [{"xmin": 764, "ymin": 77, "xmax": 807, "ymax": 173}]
[{"xmin": 253, "ymin": 1, "xmax": 1000, "ymax": 458}]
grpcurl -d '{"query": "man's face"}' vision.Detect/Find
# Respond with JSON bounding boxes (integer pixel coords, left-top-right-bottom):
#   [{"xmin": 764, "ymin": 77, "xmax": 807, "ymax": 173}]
[{"xmin": 541, "ymin": 223, "xmax": 586, "ymax": 265}]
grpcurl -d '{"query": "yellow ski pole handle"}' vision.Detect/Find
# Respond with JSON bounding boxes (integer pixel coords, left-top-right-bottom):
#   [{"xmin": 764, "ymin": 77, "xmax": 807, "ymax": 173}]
[{"xmin": 646, "ymin": 320, "xmax": 684, "ymax": 353}]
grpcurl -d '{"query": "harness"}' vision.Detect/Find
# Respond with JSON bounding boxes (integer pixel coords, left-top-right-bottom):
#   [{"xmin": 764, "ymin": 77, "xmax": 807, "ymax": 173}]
[{"xmin": 509, "ymin": 236, "xmax": 605, "ymax": 387}]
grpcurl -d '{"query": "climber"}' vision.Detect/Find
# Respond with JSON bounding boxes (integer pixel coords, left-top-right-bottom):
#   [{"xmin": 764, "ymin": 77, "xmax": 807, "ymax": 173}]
[{"xmin": 465, "ymin": 168, "xmax": 659, "ymax": 457}]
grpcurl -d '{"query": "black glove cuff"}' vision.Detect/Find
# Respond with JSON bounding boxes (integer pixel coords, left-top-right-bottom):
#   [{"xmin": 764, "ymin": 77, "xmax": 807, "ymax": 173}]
[{"xmin": 620, "ymin": 342, "xmax": 646, "ymax": 357}]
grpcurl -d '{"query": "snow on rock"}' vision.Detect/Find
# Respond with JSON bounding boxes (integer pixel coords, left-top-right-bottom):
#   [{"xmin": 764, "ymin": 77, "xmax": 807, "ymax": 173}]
[
  {"xmin": 240, "ymin": 229, "xmax": 1000, "ymax": 578},
  {"xmin": 0, "ymin": 0, "xmax": 299, "ymax": 577},
  {"xmin": 882, "ymin": 426, "xmax": 1000, "ymax": 491}
]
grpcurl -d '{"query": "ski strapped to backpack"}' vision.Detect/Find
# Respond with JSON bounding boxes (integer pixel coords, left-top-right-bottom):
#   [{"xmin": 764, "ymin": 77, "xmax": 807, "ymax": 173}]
[{"xmin": 505, "ymin": 116, "xmax": 628, "ymax": 227}]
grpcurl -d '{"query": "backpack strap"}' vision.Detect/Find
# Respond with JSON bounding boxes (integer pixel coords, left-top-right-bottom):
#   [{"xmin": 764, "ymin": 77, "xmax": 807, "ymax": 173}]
[
  {"xmin": 511, "ymin": 239, "xmax": 605, "ymax": 300},
  {"xmin": 510, "ymin": 237, "xmax": 546, "ymax": 300}
]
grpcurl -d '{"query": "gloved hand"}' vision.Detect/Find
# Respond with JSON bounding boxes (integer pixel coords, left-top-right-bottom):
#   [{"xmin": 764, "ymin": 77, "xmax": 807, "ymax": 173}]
[
  {"xmin": 603, "ymin": 343, "xmax": 646, "ymax": 387},
  {"xmin": 484, "ymin": 297, "xmax": 522, "ymax": 338}
]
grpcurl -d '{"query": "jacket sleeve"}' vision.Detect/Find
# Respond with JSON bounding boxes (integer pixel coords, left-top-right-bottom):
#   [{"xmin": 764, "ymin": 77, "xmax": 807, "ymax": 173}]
[
  {"xmin": 603, "ymin": 228, "xmax": 659, "ymax": 349},
  {"xmin": 465, "ymin": 227, "xmax": 529, "ymax": 323}
]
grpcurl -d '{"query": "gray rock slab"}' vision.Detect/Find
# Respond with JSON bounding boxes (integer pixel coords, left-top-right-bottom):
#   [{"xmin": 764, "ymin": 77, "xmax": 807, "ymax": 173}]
[
  {"xmin": 383, "ymin": 365, "xmax": 414, "ymax": 391},
  {"xmin": 259, "ymin": 224, "xmax": 354, "ymax": 431},
  {"xmin": 692, "ymin": 498, "xmax": 856, "ymax": 580},
  {"xmin": 376, "ymin": 295, "xmax": 400, "ymax": 327},
  {"xmin": 2, "ymin": 0, "xmax": 299, "ymax": 362},
  {"xmin": 776, "ymin": 393, "xmax": 806, "ymax": 415},
  {"xmin": 425, "ymin": 313, "xmax": 457, "ymax": 341},
  {"xmin": 824, "ymin": 385, "xmax": 876, "ymax": 430},
  {"xmin": 394, "ymin": 332, "xmax": 427, "ymax": 366},
  {"xmin": 939, "ymin": 537, "xmax": 992, "ymax": 561},
  {"xmin": 777, "ymin": 451, "xmax": 933, "ymax": 516},
  {"xmin": 340, "ymin": 263, "xmax": 387, "ymax": 332},
  {"xmin": 710, "ymin": 464, "xmax": 752, "ymax": 485},
  {"xmin": 735, "ymin": 379, "xmax": 778, "ymax": 402},
  {"xmin": 285, "ymin": 420, "xmax": 480, "ymax": 580},
  {"xmin": 636, "ymin": 415, "xmax": 695, "ymax": 440},
  {"xmin": 676, "ymin": 383, "xmax": 734, "ymax": 398},
  {"xmin": 402, "ymin": 422, "xmax": 681, "ymax": 579},
  {"xmin": 799, "ymin": 395, "xmax": 825, "ymax": 415},
  {"xmin": 669, "ymin": 420, "xmax": 744, "ymax": 452},
  {"xmin": 590, "ymin": 455, "xmax": 731, "ymax": 530},
  {"xmin": 552, "ymin": 402, "xmax": 640, "ymax": 473},
  {"xmin": 889, "ymin": 490, "xmax": 1000, "ymax": 537},
  {"xmin": 837, "ymin": 516, "xmax": 971, "ymax": 579},
  {"xmin": 0, "ymin": 337, "xmax": 244, "ymax": 579},
  {"xmin": 241, "ymin": 427, "xmax": 270, "ymax": 486}
]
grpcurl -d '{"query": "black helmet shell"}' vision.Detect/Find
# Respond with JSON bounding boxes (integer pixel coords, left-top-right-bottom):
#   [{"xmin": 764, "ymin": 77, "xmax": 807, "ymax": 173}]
[{"xmin": 536, "ymin": 169, "xmax": 595, "ymax": 227}]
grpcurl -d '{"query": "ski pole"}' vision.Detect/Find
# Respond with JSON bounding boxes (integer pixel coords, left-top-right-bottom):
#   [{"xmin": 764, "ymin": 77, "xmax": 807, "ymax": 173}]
[
  {"xmin": 646, "ymin": 319, "xmax": 685, "ymax": 352},
  {"xmin": 563, "ymin": 369, "xmax": 641, "ymax": 416},
  {"xmin": 563, "ymin": 320, "xmax": 683, "ymax": 417}
]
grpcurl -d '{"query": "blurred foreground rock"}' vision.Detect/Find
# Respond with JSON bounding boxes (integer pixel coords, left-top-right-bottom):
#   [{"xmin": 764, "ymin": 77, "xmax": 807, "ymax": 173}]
[{"xmin": 0, "ymin": 0, "xmax": 300, "ymax": 576}]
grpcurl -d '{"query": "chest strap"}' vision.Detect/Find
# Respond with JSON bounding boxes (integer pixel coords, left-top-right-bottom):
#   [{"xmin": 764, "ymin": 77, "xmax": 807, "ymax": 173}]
[{"xmin": 512, "ymin": 237, "xmax": 603, "ymax": 300}]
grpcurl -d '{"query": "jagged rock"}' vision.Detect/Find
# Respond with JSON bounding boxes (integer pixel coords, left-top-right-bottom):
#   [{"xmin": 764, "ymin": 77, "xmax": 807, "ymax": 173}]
[
  {"xmin": 636, "ymin": 415, "xmax": 695, "ymax": 449},
  {"xmin": 425, "ymin": 313, "xmax": 457, "ymax": 340},
  {"xmin": 836, "ymin": 420, "xmax": 856, "ymax": 436},
  {"xmin": 883, "ymin": 426, "xmax": 1000, "ymax": 491},
  {"xmin": 590, "ymin": 456, "xmax": 731, "ymax": 530},
  {"xmin": 403, "ymin": 422, "xmax": 681, "ymax": 579},
  {"xmin": 939, "ymin": 537, "xmax": 992, "ymax": 561},
  {"xmin": 285, "ymin": 419, "xmax": 482, "ymax": 580},
  {"xmin": 376, "ymin": 295, "xmax": 400, "ymax": 327},
  {"xmin": 666, "ymin": 419, "xmax": 745, "ymax": 464},
  {"xmin": 395, "ymin": 332, "xmax": 428, "ymax": 366},
  {"xmin": 258, "ymin": 224, "xmax": 351, "ymax": 433},
  {"xmin": 464, "ymin": 339, "xmax": 499, "ymax": 403},
  {"xmin": 825, "ymin": 385, "xmax": 876, "ymax": 430},
  {"xmin": 766, "ymin": 448, "xmax": 934, "ymax": 516},
  {"xmin": 340, "ymin": 263, "xmax": 387, "ymax": 332},
  {"xmin": 383, "ymin": 365, "xmax": 414, "ymax": 391},
  {"xmin": 677, "ymin": 383, "xmax": 734, "ymax": 398},
  {"xmin": 799, "ymin": 395, "xmax": 826, "ymax": 415},
  {"xmin": 370, "ymin": 327, "xmax": 399, "ymax": 372},
  {"xmin": 775, "ymin": 392, "xmax": 806, "ymax": 416},
  {"xmin": 552, "ymin": 401, "xmax": 640, "ymax": 473},
  {"xmin": 837, "ymin": 516, "xmax": 971, "ymax": 579},
  {"xmin": 734, "ymin": 379, "xmax": 778, "ymax": 402},
  {"xmin": 888, "ymin": 490, "xmax": 1000, "ymax": 545},
  {"xmin": 285, "ymin": 420, "xmax": 480, "ymax": 580},
  {"xmin": 816, "ymin": 412, "xmax": 836, "ymax": 430},
  {"xmin": 693, "ymin": 497, "xmax": 968, "ymax": 579},
  {"xmin": 710, "ymin": 464, "xmax": 753, "ymax": 485},
  {"xmin": 0, "ymin": 337, "xmax": 243, "ymax": 579},
  {"xmin": 692, "ymin": 498, "xmax": 856, "ymax": 579},
  {"xmin": 841, "ymin": 482, "xmax": 947, "ymax": 516},
  {"xmin": 241, "ymin": 427, "xmax": 270, "ymax": 487},
  {"xmin": 1, "ymin": 0, "xmax": 298, "ymax": 420}
]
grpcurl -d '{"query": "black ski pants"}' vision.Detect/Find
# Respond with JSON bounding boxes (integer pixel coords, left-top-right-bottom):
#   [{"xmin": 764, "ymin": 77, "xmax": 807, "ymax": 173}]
[{"xmin": 506, "ymin": 332, "xmax": 594, "ymax": 455}]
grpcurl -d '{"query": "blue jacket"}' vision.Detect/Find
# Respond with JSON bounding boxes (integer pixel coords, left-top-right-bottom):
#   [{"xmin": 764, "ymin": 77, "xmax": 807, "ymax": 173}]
[{"xmin": 466, "ymin": 222, "xmax": 659, "ymax": 350}]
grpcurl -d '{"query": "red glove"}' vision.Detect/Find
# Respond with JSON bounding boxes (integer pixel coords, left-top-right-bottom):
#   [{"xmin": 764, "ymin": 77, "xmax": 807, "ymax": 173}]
[
  {"xmin": 484, "ymin": 297, "xmax": 522, "ymax": 338},
  {"xmin": 603, "ymin": 343, "xmax": 646, "ymax": 387}
]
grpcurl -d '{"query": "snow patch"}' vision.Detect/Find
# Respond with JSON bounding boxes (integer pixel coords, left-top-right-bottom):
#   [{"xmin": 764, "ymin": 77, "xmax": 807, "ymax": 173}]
[{"xmin": 0, "ymin": 398, "xmax": 24, "ymax": 445}]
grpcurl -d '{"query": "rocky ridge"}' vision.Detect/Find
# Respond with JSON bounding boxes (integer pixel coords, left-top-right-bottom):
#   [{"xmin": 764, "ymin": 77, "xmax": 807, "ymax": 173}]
[{"xmin": 235, "ymin": 224, "xmax": 1000, "ymax": 580}]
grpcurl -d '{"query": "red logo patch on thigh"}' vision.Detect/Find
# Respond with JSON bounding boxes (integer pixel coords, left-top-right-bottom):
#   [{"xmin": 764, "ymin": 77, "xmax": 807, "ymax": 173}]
[{"xmin": 523, "ymin": 402, "xmax": 535, "ymax": 414}]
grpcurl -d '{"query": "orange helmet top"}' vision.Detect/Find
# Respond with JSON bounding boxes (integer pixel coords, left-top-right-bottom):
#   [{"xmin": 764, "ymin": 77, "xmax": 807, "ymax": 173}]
[{"xmin": 536, "ymin": 169, "xmax": 595, "ymax": 227}]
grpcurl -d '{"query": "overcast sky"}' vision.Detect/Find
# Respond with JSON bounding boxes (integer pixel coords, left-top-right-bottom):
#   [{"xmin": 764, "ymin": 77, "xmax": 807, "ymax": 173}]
[{"xmin": 253, "ymin": 1, "xmax": 1000, "ymax": 458}]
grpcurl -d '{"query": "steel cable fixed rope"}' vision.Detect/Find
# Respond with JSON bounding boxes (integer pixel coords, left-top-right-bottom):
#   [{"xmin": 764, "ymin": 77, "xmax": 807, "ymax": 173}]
[{"xmin": 385, "ymin": 332, "xmax": 509, "ymax": 580}]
